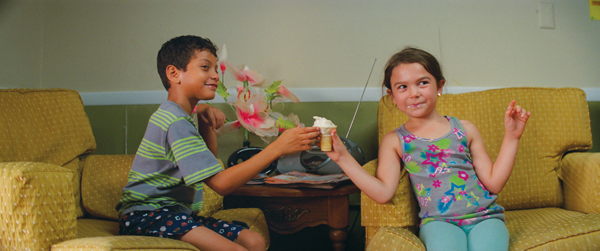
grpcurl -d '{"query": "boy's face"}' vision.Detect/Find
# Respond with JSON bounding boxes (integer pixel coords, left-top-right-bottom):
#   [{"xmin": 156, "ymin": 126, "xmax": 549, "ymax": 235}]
[{"xmin": 178, "ymin": 50, "xmax": 220, "ymax": 101}]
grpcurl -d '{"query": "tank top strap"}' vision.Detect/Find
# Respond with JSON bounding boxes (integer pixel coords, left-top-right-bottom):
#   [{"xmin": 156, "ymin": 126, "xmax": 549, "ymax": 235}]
[{"xmin": 394, "ymin": 127, "xmax": 406, "ymax": 154}]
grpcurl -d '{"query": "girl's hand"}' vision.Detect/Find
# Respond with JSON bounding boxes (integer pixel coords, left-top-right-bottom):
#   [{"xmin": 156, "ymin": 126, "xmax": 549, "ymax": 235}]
[
  {"xmin": 504, "ymin": 100, "xmax": 531, "ymax": 139},
  {"xmin": 196, "ymin": 104, "xmax": 226, "ymax": 130},
  {"xmin": 321, "ymin": 129, "xmax": 351, "ymax": 163},
  {"xmin": 269, "ymin": 127, "xmax": 320, "ymax": 156}
]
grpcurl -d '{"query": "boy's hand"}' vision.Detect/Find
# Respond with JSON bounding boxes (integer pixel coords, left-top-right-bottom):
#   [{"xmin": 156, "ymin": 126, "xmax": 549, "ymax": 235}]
[
  {"xmin": 321, "ymin": 129, "xmax": 350, "ymax": 163},
  {"xmin": 504, "ymin": 100, "xmax": 531, "ymax": 139},
  {"xmin": 269, "ymin": 127, "xmax": 320, "ymax": 156},
  {"xmin": 196, "ymin": 104, "xmax": 226, "ymax": 130}
]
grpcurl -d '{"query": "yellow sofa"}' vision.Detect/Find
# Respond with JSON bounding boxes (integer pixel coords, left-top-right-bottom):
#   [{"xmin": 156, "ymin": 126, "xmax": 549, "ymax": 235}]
[
  {"xmin": 361, "ymin": 87, "xmax": 600, "ymax": 250},
  {"xmin": 0, "ymin": 89, "xmax": 270, "ymax": 251}
]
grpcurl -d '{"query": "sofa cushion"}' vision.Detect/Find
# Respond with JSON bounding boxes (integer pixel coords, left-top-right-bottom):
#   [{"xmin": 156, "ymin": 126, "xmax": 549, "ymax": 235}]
[
  {"xmin": 52, "ymin": 236, "xmax": 198, "ymax": 251},
  {"xmin": 81, "ymin": 155, "xmax": 134, "ymax": 220},
  {"xmin": 81, "ymin": 155, "xmax": 225, "ymax": 220},
  {"xmin": 505, "ymin": 208, "xmax": 600, "ymax": 250},
  {"xmin": 377, "ymin": 87, "xmax": 592, "ymax": 210},
  {"xmin": 0, "ymin": 89, "xmax": 96, "ymax": 218}
]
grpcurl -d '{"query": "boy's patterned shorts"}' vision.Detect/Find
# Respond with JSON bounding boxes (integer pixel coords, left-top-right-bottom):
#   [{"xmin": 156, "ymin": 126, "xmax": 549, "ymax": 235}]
[{"xmin": 119, "ymin": 207, "xmax": 249, "ymax": 242}]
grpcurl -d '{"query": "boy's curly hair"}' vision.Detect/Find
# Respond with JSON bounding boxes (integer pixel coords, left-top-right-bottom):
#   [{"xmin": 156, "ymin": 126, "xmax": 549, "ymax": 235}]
[{"xmin": 157, "ymin": 35, "xmax": 218, "ymax": 90}]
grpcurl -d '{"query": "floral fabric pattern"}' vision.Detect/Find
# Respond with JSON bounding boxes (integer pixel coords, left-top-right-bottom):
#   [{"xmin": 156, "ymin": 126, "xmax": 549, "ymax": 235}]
[{"xmin": 395, "ymin": 117, "xmax": 505, "ymax": 227}]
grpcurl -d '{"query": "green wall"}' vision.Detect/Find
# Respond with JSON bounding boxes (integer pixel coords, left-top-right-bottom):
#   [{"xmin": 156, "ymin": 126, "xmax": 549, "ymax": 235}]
[{"xmin": 85, "ymin": 101, "xmax": 600, "ymax": 162}]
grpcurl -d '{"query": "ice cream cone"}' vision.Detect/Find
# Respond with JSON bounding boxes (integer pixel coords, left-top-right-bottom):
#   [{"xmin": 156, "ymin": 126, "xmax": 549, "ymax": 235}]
[{"xmin": 319, "ymin": 126, "xmax": 336, "ymax": 151}]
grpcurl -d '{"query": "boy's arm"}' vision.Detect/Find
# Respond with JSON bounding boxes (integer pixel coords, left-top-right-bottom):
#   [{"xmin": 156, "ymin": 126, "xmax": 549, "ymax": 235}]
[
  {"xmin": 195, "ymin": 104, "xmax": 226, "ymax": 157},
  {"xmin": 204, "ymin": 127, "xmax": 320, "ymax": 196}
]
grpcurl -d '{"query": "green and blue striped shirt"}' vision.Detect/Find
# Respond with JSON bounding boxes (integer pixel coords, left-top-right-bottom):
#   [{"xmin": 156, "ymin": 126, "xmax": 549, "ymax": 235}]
[{"xmin": 116, "ymin": 101, "xmax": 223, "ymax": 217}]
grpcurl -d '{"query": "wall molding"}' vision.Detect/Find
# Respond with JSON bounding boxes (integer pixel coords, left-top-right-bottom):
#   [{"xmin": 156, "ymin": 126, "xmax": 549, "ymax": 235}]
[{"xmin": 80, "ymin": 87, "xmax": 600, "ymax": 106}]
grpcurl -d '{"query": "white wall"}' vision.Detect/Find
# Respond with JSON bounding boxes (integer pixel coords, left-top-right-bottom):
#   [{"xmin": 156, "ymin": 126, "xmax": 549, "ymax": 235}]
[{"xmin": 2, "ymin": 0, "xmax": 599, "ymax": 97}]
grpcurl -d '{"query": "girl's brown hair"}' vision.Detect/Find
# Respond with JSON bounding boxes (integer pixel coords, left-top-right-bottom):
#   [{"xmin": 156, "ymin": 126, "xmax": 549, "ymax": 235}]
[{"xmin": 382, "ymin": 47, "xmax": 445, "ymax": 90}]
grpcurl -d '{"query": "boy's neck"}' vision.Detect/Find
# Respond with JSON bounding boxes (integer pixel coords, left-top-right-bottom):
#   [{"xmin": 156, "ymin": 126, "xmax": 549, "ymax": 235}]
[{"xmin": 167, "ymin": 92, "xmax": 198, "ymax": 116}]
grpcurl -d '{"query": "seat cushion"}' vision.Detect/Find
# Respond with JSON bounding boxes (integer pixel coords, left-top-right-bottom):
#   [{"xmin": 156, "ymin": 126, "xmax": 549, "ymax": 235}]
[
  {"xmin": 52, "ymin": 235, "xmax": 198, "ymax": 251},
  {"xmin": 67, "ymin": 209, "xmax": 271, "ymax": 250},
  {"xmin": 505, "ymin": 208, "xmax": 600, "ymax": 250}
]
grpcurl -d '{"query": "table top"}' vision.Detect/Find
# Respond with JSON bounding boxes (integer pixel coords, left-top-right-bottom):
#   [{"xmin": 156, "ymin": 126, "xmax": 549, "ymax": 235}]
[{"xmin": 230, "ymin": 183, "xmax": 361, "ymax": 198}]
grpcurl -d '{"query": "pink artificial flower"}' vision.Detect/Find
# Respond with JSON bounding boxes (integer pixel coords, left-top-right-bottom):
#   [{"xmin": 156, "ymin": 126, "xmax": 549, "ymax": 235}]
[
  {"xmin": 230, "ymin": 64, "xmax": 265, "ymax": 86},
  {"xmin": 276, "ymin": 86, "xmax": 299, "ymax": 103},
  {"xmin": 218, "ymin": 44, "xmax": 227, "ymax": 74},
  {"xmin": 232, "ymin": 95, "xmax": 278, "ymax": 138},
  {"xmin": 236, "ymin": 85, "xmax": 251, "ymax": 101}
]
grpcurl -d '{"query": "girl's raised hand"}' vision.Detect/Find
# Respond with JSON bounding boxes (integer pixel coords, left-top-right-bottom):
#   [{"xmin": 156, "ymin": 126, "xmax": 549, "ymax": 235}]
[{"xmin": 504, "ymin": 100, "xmax": 531, "ymax": 139}]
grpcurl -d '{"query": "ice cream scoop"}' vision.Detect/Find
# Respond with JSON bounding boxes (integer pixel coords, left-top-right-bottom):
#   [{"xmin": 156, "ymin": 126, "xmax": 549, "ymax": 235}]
[{"xmin": 313, "ymin": 116, "xmax": 337, "ymax": 151}]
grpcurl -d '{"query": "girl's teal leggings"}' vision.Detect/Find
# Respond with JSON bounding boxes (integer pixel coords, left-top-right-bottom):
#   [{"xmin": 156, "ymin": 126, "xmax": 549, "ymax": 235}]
[{"xmin": 419, "ymin": 219, "xmax": 509, "ymax": 251}]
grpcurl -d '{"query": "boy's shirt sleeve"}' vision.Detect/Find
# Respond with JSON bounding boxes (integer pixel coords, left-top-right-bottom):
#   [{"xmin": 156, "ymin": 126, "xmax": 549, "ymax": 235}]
[{"xmin": 167, "ymin": 117, "xmax": 223, "ymax": 186}]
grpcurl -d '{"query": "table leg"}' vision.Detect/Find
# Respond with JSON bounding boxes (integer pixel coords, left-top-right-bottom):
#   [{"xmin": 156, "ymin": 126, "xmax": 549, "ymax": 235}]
[
  {"xmin": 328, "ymin": 195, "xmax": 350, "ymax": 251},
  {"xmin": 329, "ymin": 227, "xmax": 349, "ymax": 251}
]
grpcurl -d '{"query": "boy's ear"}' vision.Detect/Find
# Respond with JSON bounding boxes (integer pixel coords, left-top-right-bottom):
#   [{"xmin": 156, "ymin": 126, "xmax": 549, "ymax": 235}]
[{"xmin": 166, "ymin": 65, "xmax": 180, "ymax": 85}]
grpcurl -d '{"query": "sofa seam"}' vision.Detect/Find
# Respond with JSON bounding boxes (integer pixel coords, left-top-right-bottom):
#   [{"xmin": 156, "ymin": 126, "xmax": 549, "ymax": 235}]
[{"xmin": 524, "ymin": 228, "xmax": 600, "ymax": 250}]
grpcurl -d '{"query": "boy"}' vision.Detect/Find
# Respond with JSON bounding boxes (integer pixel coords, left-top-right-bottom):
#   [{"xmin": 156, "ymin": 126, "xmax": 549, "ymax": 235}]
[{"xmin": 116, "ymin": 35, "xmax": 320, "ymax": 251}]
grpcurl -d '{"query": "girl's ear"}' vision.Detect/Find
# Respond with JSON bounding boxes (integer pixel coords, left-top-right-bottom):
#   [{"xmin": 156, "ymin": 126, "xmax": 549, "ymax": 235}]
[
  {"xmin": 437, "ymin": 79, "xmax": 446, "ymax": 93},
  {"xmin": 166, "ymin": 65, "xmax": 180, "ymax": 85},
  {"xmin": 386, "ymin": 89, "xmax": 396, "ymax": 104}
]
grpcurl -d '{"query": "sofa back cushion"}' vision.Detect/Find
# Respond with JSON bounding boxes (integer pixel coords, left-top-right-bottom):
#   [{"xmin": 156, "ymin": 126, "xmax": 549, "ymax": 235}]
[
  {"xmin": 0, "ymin": 88, "xmax": 96, "ymax": 164},
  {"xmin": 81, "ymin": 155, "xmax": 224, "ymax": 220},
  {"xmin": 0, "ymin": 88, "xmax": 96, "ymax": 217},
  {"xmin": 378, "ymin": 87, "xmax": 591, "ymax": 210}
]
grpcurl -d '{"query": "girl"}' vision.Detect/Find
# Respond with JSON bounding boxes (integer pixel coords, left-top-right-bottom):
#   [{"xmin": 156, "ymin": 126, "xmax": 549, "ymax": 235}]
[{"xmin": 324, "ymin": 47, "xmax": 530, "ymax": 251}]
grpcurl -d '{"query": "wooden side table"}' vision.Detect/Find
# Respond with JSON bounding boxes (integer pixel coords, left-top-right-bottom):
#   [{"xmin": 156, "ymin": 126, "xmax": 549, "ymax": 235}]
[{"xmin": 224, "ymin": 183, "xmax": 360, "ymax": 251}]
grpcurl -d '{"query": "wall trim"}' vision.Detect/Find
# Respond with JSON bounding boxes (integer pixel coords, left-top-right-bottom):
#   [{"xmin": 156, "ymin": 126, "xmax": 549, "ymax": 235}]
[{"xmin": 80, "ymin": 87, "xmax": 600, "ymax": 106}]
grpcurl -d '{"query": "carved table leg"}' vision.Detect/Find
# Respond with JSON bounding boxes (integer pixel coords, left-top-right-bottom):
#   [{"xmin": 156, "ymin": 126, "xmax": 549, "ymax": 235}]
[{"xmin": 330, "ymin": 227, "xmax": 348, "ymax": 251}]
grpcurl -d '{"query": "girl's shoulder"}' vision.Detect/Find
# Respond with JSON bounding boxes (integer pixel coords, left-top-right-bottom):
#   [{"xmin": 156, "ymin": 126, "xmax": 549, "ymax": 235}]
[{"xmin": 380, "ymin": 130, "xmax": 403, "ymax": 150}]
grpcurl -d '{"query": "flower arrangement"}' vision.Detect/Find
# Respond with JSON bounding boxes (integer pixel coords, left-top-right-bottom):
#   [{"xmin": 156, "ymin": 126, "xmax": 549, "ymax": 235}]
[{"xmin": 213, "ymin": 45, "xmax": 304, "ymax": 143}]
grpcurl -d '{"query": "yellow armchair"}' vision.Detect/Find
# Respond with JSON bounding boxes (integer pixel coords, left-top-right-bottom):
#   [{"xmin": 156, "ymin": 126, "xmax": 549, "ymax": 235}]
[
  {"xmin": 362, "ymin": 87, "xmax": 600, "ymax": 251},
  {"xmin": 0, "ymin": 89, "xmax": 269, "ymax": 251}
]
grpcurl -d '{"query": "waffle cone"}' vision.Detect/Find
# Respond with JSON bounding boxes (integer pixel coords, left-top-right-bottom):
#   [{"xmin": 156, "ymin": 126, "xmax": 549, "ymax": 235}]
[{"xmin": 319, "ymin": 126, "xmax": 336, "ymax": 151}]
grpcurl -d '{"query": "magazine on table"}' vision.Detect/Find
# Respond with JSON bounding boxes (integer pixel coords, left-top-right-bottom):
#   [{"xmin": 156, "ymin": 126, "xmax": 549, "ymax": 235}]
[{"xmin": 247, "ymin": 171, "xmax": 351, "ymax": 189}]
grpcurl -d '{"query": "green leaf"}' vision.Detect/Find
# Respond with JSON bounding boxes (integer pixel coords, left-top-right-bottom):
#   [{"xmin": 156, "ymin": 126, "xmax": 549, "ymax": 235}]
[
  {"xmin": 275, "ymin": 117, "xmax": 298, "ymax": 130},
  {"xmin": 264, "ymin": 80, "xmax": 282, "ymax": 95},
  {"xmin": 216, "ymin": 80, "xmax": 230, "ymax": 100}
]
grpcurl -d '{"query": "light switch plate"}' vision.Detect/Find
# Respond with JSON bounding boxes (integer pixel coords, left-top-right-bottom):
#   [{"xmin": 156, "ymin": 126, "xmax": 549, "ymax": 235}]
[{"xmin": 538, "ymin": 3, "xmax": 555, "ymax": 29}]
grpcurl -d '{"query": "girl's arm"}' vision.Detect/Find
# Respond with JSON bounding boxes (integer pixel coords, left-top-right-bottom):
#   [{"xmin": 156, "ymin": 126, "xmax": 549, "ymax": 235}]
[
  {"xmin": 467, "ymin": 100, "xmax": 531, "ymax": 194},
  {"xmin": 325, "ymin": 130, "xmax": 402, "ymax": 204}
]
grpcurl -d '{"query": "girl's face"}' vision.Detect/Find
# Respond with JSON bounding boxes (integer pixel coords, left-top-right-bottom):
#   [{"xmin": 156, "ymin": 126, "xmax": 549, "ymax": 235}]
[{"xmin": 386, "ymin": 63, "xmax": 444, "ymax": 119}]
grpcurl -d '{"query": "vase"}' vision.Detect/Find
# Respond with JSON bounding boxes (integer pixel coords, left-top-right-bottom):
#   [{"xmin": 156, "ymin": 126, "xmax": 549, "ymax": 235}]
[{"xmin": 227, "ymin": 141, "xmax": 277, "ymax": 174}]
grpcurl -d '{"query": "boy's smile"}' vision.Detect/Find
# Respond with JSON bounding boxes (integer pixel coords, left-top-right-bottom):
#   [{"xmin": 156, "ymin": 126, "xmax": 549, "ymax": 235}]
[{"xmin": 178, "ymin": 50, "xmax": 220, "ymax": 101}]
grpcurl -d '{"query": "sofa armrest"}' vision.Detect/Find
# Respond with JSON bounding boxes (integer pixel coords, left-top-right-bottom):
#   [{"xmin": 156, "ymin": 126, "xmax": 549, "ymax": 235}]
[
  {"xmin": 558, "ymin": 152, "xmax": 600, "ymax": 214},
  {"xmin": 0, "ymin": 162, "xmax": 77, "ymax": 251},
  {"xmin": 361, "ymin": 159, "xmax": 420, "ymax": 229}
]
